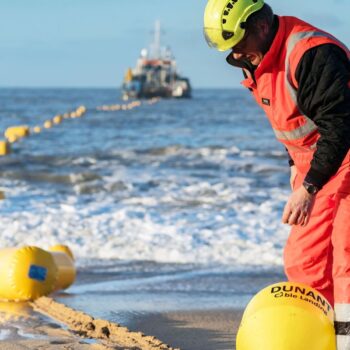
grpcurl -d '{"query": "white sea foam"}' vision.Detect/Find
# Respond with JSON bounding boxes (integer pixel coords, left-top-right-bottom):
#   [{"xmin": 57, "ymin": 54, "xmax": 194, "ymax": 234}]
[{"xmin": 0, "ymin": 170, "xmax": 290, "ymax": 266}]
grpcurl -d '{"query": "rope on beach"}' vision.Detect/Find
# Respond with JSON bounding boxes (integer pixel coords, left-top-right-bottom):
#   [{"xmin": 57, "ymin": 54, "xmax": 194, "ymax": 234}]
[{"xmin": 32, "ymin": 296, "xmax": 180, "ymax": 350}]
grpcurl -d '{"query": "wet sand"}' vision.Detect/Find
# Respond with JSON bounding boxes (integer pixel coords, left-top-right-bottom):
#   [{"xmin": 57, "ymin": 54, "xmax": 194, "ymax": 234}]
[
  {"xmin": 0, "ymin": 307, "xmax": 108, "ymax": 350},
  {"xmin": 0, "ymin": 264, "xmax": 283, "ymax": 349},
  {"xmin": 129, "ymin": 309, "xmax": 243, "ymax": 350},
  {"xmin": 0, "ymin": 297, "xmax": 243, "ymax": 350}
]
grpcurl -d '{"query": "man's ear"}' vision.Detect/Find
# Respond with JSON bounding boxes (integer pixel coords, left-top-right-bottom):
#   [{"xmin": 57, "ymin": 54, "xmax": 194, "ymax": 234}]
[{"xmin": 257, "ymin": 20, "xmax": 270, "ymax": 37}]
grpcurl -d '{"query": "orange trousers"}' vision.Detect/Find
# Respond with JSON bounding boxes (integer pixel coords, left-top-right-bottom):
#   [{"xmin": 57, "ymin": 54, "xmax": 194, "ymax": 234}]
[
  {"xmin": 284, "ymin": 153, "xmax": 350, "ymax": 308},
  {"xmin": 284, "ymin": 153, "xmax": 350, "ymax": 307},
  {"xmin": 284, "ymin": 190, "xmax": 350, "ymax": 306},
  {"xmin": 283, "ymin": 151, "xmax": 350, "ymax": 349}
]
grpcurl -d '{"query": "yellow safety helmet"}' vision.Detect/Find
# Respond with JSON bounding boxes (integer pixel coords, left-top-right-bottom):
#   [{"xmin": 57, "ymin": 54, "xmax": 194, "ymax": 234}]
[{"xmin": 204, "ymin": 0, "xmax": 264, "ymax": 51}]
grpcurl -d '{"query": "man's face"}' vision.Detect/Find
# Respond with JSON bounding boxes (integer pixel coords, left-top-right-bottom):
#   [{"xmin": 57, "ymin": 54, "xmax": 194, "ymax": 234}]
[{"xmin": 230, "ymin": 25, "xmax": 268, "ymax": 67}]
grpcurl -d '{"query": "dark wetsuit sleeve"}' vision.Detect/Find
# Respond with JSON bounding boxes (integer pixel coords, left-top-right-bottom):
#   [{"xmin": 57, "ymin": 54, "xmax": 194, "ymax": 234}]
[{"xmin": 295, "ymin": 44, "xmax": 350, "ymax": 189}]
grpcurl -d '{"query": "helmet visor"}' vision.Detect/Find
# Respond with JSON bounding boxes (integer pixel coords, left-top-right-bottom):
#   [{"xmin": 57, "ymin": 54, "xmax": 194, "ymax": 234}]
[
  {"xmin": 204, "ymin": 27, "xmax": 236, "ymax": 52},
  {"xmin": 203, "ymin": 27, "xmax": 220, "ymax": 49}
]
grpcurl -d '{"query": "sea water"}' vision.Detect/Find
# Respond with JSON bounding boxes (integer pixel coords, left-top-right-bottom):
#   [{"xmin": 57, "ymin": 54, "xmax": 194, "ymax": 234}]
[{"xmin": 0, "ymin": 88, "xmax": 289, "ymax": 314}]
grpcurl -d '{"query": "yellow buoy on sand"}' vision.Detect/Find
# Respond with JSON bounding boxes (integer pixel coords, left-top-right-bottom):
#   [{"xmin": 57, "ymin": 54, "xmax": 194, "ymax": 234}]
[
  {"xmin": 0, "ymin": 245, "xmax": 76, "ymax": 301},
  {"xmin": 236, "ymin": 281, "xmax": 336, "ymax": 350}
]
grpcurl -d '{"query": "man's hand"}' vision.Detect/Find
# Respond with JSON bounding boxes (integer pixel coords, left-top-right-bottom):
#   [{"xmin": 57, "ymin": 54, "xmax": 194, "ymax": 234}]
[{"xmin": 282, "ymin": 186, "xmax": 315, "ymax": 226}]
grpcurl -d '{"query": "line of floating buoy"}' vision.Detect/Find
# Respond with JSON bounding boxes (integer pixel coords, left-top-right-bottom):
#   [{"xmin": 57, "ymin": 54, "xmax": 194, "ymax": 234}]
[
  {"xmin": 0, "ymin": 106, "xmax": 87, "ymax": 157},
  {"xmin": 148, "ymin": 97, "xmax": 161, "ymax": 105},
  {"xmin": 96, "ymin": 98, "xmax": 161, "ymax": 112},
  {"xmin": 1, "ymin": 99, "xmax": 162, "ymax": 156},
  {"xmin": 96, "ymin": 100, "xmax": 142, "ymax": 111}
]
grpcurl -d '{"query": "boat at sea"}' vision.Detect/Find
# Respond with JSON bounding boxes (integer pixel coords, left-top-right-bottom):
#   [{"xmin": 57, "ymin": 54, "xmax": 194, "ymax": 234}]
[{"xmin": 122, "ymin": 21, "xmax": 192, "ymax": 100}]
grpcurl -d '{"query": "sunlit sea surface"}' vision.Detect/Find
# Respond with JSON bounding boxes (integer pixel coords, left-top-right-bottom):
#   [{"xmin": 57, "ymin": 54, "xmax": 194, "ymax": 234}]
[
  {"xmin": 0, "ymin": 87, "xmax": 294, "ymax": 329},
  {"xmin": 0, "ymin": 88, "xmax": 291, "ymax": 268}
]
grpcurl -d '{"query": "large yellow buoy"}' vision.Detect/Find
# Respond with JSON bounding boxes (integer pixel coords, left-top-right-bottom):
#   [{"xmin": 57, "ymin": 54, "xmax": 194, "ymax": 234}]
[
  {"xmin": 0, "ymin": 140, "xmax": 10, "ymax": 156},
  {"xmin": 236, "ymin": 281, "xmax": 336, "ymax": 350},
  {"xmin": 0, "ymin": 245, "xmax": 76, "ymax": 301},
  {"xmin": 0, "ymin": 246, "xmax": 57, "ymax": 301}
]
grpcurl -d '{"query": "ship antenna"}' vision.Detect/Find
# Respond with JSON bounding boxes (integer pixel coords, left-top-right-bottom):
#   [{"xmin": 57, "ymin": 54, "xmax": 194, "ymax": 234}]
[{"xmin": 153, "ymin": 20, "xmax": 161, "ymax": 59}]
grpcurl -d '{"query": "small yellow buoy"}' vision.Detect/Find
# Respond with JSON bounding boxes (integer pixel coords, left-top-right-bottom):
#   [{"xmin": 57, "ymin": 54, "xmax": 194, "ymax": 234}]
[
  {"xmin": 43, "ymin": 121, "xmax": 53, "ymax": 129},
  {"xmin": 77, "ymin": 106, "xmax": 86, "ymax": 114},
  {"xmin": 53, "ymin": 115, "xmax": 63, "ymax": 124},
  {"xmin": 32, "ymin": 126, "xmax": 42, "ymax": 134}
]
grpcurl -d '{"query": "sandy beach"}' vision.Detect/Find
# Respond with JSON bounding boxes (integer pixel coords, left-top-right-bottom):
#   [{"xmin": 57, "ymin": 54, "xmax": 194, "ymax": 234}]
[
  {"xmin": 0, "ymin": 262, "xmax": 283, "ymax": 350},
  {"xmin": 130, "ymin": 309, "xmax": 243, "ymax": 350},
  {"xmin": 0, "ymin": 297, "xmax": 243, "ymax": 350},
  {"xmin": 0, "ymin": 300, "xmax": 107, "ymax": 350}
]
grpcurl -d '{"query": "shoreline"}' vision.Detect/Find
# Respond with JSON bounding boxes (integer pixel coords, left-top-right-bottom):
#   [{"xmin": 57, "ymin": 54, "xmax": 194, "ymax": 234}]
[{"xmin": 0, "ymin": 264, "xmax": 283, "ymax": 349}]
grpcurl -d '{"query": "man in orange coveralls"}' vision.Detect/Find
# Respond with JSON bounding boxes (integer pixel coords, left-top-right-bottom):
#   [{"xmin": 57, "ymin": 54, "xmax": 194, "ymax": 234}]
[{"xmin": 204, "ymin": 0, "xmax": 350, "ymax": 348}]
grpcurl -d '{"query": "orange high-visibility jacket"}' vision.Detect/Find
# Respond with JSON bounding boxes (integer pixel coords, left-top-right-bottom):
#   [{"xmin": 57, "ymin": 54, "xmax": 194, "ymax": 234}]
[{"xmin": 241, "ymin": 16, "xmax": 350, "ymax": 180}]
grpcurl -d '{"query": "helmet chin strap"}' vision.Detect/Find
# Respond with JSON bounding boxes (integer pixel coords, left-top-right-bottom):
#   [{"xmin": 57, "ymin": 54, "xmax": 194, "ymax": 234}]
[
  {"xmin": 226, "ymin": 54, "xmax": 257, "ymax": 71},
  {"xmin": 225, "ymin": 54, "xmax": 257, "ymax": 84}
]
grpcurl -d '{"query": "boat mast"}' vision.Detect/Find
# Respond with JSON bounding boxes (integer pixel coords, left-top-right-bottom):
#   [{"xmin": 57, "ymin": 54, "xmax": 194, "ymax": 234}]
[{"xmin": 152, "ymin": 20, "xmax": 161, "ymax": 59}]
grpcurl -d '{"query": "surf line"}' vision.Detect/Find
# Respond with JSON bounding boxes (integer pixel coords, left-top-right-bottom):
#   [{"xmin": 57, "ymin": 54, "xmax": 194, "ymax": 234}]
[{"xmin": 31, "ymin": 296, "xmax": 179, "ymax": 350}]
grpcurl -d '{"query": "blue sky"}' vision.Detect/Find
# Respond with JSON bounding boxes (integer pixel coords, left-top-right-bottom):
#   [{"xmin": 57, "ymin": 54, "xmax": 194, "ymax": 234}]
[{"xmin": 0, "ymin": 0, "xmax": 348, "ymax": 88}]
